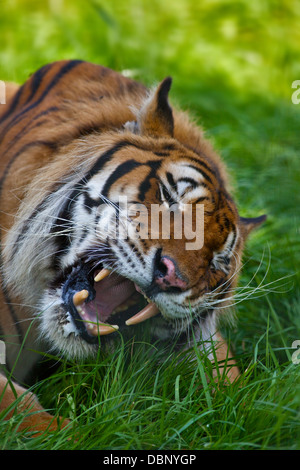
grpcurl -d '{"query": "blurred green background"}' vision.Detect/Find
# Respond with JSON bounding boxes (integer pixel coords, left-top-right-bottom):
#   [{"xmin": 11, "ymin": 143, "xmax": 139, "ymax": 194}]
[
  {"xmin": 1, "ymin": 0, "xmax": 300, "ymax": 449},
  {"xmin": 1, "ymin": 0, "xmax": 300, "ymax": 96}
]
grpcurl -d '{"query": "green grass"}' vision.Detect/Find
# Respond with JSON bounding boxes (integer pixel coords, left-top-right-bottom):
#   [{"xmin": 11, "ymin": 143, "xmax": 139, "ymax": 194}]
[{"xmin": 0, "ymin": 0, "xmax": 300, "ymax": 450}]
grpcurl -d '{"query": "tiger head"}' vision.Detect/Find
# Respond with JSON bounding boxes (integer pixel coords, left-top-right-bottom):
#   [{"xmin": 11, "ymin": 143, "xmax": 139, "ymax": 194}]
[{"xmin": 2, "ymin": 70, "xmax": 265, "ymax": 358}]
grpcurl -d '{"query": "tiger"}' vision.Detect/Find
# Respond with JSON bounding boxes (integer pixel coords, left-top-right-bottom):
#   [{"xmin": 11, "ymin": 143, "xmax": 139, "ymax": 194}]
[{"xmin": 0, "ymin": 60, "xmax": 265, "ymax": 434}]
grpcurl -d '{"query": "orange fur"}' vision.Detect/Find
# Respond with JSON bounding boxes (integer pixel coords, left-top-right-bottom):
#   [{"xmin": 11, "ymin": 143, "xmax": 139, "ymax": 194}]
[{"xmin": 0, "ymin": 61, "xmax": 264, "ymax": 434}]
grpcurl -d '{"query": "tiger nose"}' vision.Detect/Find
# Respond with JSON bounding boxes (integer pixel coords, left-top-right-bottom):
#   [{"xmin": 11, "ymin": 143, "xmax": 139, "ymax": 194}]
[{"xmin": 154, "ymin": 254, "xmax": 187, "ymax": 291}]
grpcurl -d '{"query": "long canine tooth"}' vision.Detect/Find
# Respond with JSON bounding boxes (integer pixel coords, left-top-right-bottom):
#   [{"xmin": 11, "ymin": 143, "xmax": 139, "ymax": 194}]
[
  {"xmin": 88, "ymin": 323, "xmax": 119, "ymax": 336},
  {"xmin": 94, "ymin": 268, "xmax": 110, "ymax": 283},
  {"xmin": 125, "ymin": 303, "xmax": 159, "ymax": 326},
  {"xmin": 73, "ymin": 289, "xmax": 89, "ymax": 307}
]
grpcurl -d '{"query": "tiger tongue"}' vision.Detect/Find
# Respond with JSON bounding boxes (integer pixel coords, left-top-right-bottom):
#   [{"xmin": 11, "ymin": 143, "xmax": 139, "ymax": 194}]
[
  {"xmin": 87, "ymin": 276, "xmax": 160, "ymax": 326},
  {"xmin": 92, "ymin": 274, "xmax": 136, "ymax": 319},
  {"xmin": 92, "ymin": 277, "xmax": 160, "ymax": 326}
]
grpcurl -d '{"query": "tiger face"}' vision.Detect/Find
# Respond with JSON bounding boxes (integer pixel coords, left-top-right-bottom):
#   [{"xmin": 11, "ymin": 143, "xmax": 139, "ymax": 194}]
[
  {"xmin": 0, "ymin": 62, "xmax": 265, "ymax": 362},
  {"xmin": 38, "ymin": 139, "xmax": 242, "ymax": 357}
]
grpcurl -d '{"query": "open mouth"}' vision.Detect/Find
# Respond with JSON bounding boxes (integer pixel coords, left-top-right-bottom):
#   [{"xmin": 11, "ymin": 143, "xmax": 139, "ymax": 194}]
[{"xmin": 61, "ymin": 261, "xmax": 160, "ymax": 343}]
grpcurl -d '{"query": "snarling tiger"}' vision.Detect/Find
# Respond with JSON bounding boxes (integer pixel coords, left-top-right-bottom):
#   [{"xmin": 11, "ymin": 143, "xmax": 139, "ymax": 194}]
[{"xmin": 0, "ymin": 60, "xmax": 265, "ymax": 433}]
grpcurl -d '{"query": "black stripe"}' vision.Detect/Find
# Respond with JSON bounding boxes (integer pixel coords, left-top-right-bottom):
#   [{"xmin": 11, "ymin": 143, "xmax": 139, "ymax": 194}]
[
  {"xmin": 75, "ymin": 143, "xmax": 162, "ymax": 202},
  {"xmin": 13, "ymin": 195, "xmax": 52, "ymax": 250},
  {"xmin": 222, "ymin": 256, "xmax": 230, "ymax": 267},
  {"xmin": 54, "ymin": 140, "xmax": 131, "ymax": 220},
  {"xmin": 54, "ymin": 155, "xmax": 156, "ymax": 261},
  {"xmin": 138, "ymin": 160, "xmax": 162, "ymax": 201},
  {"xmin": 26, "ymin": 63, "xmax": 52, "ymax": 104},
  {"xmin": 194, "ymin": 196, "xmax": 209, "ymax": 203},
  {"xmin": 228, "ymin": 228, "xmax": 237, "ymax": 251},
  {"xmin": 154, "ymin": 151, "xmax": 170, "ymax": 157},
  {"xmin": 82, "ymin": 140, "xmax": 131, "ymax": 182},
  {"xmin": 160, "ymin": 182, "xmax": 177, "ymax": 205},
  {"xmin": 0, "ymin": 83, "xmax": 25, "ymax": 124},
  {"xmin": 184, "ymin": 155, "xmax": 218, "ymax": 178},
  {"xmin": 166, "ymin": 171, "xmax": 176, "ymax": 188},
  {"xmin": 83, "ymin": 192, "xmax": 102, "ymax": 213},
  {"xmin": 74, "ymin": 123, "xmax": 103, "ymax": 138},
  {"xmin": 0, "ymin": 140, "xmax": 58, "ymax": 198},
  {"xmin": 128, "ymin": 242, "xmax": 146, "ymax": 268},
  {"xmin": 224, "ymin": 216, "xmax": 231, "ymax": 230},
  {"xmin": 114, "ymin": 240, "xmax": 137, "ymax": 270},
  {"xmin": 0, "ymin": 141, "xmax": 58, "ymax": 261},
  {"xmin": 12, "ymin": 140, "xmax": 161, "ymax": 267},
  {"xmin": 50, "ymin": 141, "xmax": 132, "ymax": 261},
  {"xmin": 177, "ymin": 176, "xmax": 198, "ymax": 188},
  {"xmin": 78, "ymin": 226, "xmax": 89, "ymax": 244},
  {"xmin": 0, "ymin": 136, "xmax": 58, "ymax": 331},
  {"xmin": 12, "ymin": 139, "xmax": 162, "ymax": 257},
  {"xmin": 185, "ymin": 163, "xmax": 213, "ymax": 185},
  {"xmin": 0, "ymin": 60, "xmax": 83, "ymax": 142},
  {"xmin": 101, "ymin": 159, "xmax": 142, "ymax": 198},
  {"xmin": 2, "ymin": 106, "xmax": 59, "ymax": 156},
  {"xmin": 162, "ymin": 143, "xmax": 176, "ymax": 151},
  {"xmin": 14, "ymin": 140, "xmax": 130, "ymax": 262}
]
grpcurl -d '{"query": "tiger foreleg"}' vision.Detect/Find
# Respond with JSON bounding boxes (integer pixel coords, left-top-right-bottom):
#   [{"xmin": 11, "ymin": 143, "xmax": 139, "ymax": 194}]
[
  {"xmin": 0, "ymin": 373, "xmax": 70, "ymax": 435},
  {"xmin": 212, "ymin": 332, "xmax": 240, "ymax": 383}
]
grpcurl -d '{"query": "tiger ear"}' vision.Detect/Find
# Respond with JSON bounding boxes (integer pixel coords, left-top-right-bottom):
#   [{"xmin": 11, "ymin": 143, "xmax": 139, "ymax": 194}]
[
  {"xmin": 136, "ymin": 77, "xmax": 174, "ymax": 138},
  {"xmin": 240, "ymin": 214, "xmax": 267, "ymax": 238}
]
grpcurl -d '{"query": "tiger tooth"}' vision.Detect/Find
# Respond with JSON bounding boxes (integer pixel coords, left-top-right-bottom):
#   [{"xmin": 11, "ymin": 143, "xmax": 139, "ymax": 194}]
[
  {"xmin": 125, "ymin": 303, "xmax": 160, "ymax": 326},
  {"xmin": 134, "ymin": 283, "xmax": 151, "ymax": 303},
  {"xmin": 73, "ymin": 289, "xmax": 89, "ymax": 307},
  {"xmin": 76, "ymin": 305, "xmax": 84, "ymax": 315},
  {"xmin": 114, "ymin": 305, "xmax": 126, "ymax": 313},
  {"xmin": 94, "ymin": 268, "xmax": 111, "ymax": 283},
  {"xmin": 88, "ymin": 323, "xmax": 119, "ymax": 336},
  {"xmin": 113, "ymin": 297, "xmax": 138, "ymax": 314}
]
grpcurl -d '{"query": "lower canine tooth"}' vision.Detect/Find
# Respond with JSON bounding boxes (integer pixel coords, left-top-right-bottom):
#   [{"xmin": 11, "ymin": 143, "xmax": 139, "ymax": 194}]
[
  {"xmin": 88, "ymin": 323, "xmax": 119, "ymax": 336},
  {"xmin": 125, "ymin": 303, "xmax": 159, "ymax": 326}
]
